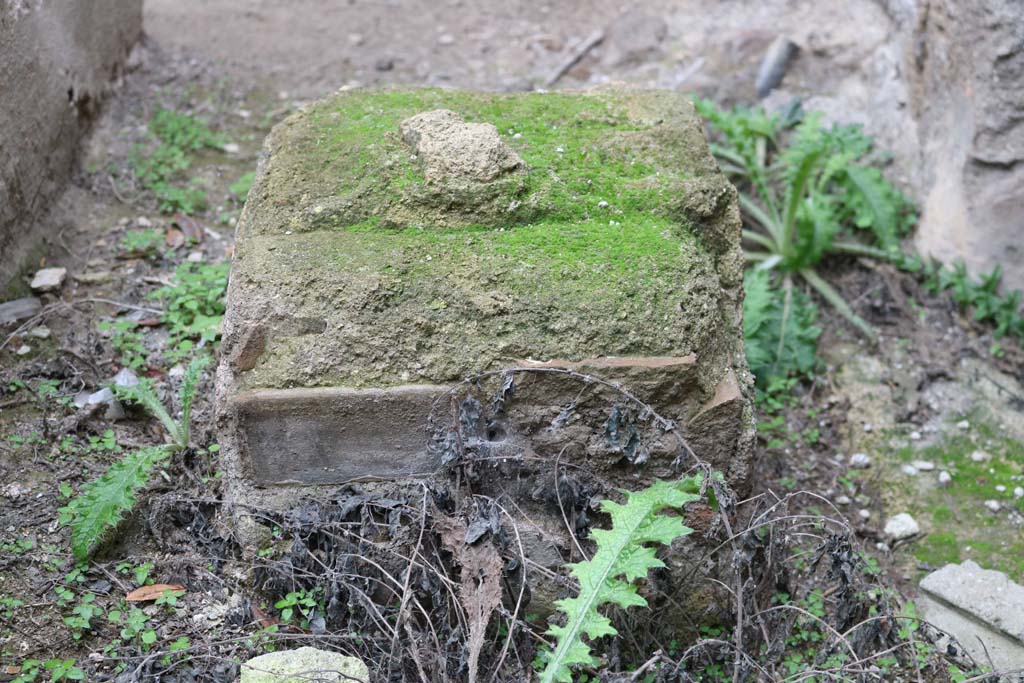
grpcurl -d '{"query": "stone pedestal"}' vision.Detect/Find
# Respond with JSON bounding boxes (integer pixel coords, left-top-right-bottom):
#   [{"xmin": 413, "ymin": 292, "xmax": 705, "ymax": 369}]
[{"xmin": 215, "ymin": 87, "xmax": 754, "ymax": 626}]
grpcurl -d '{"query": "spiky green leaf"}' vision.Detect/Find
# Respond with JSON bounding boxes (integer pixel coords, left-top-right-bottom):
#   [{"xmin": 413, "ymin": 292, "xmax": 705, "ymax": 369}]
[
  {"xmin": 59, "ymin": 447, "xmax": 170, "ymax": 560},
  {"xmin": 540, "ymin": 478, "xmax": 702, "ymax": 683}
]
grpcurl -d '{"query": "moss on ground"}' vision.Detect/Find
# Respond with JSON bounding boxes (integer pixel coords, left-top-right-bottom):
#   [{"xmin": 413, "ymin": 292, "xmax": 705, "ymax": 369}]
[{"xmin": 879, "ymin": 414, "xmax": 1024, "ymax": 580}]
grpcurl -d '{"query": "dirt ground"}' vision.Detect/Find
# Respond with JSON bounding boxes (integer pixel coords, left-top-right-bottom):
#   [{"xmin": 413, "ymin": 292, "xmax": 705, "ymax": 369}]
[{"xmin": 1, "ymin": 1, "xmax": 1023, "ymax": 682}]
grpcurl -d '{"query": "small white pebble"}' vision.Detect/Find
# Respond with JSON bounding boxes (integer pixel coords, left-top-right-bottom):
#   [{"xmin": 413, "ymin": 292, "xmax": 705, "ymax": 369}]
[
  {"xmin": 512, "ymin": 132, "xmax": 522, "ymax": 139},
  {"xmin": 555, "ymin": 146, "xmax": 565, "ymax": 153},
  {"xmin": 597, "ymin": 200, "xmax": 609, "ymax": 209},
  {"xmin": 910, "ymin": 431, "xmax": 922, "ymax": 441},
  {"xmin": 901, "ymin": 465, "xmax": 918, "ymax": 476},
  {"xmin": 863, "ymin": 423, "xmax": 873, "ymax": 433},
  {"xmin": 1014, "ymin": 487, "xmax": 1024, "ymax": 499},
  {"xmin": 938, "ymin": 471, "xmax": 952, "ymax": 486},
  {"xmin": 849, "ymin": 453, "xmax": 872, "ymax": 469},
  {"xmin": 913, "ymin": 460, "xmax": 935, "ymax": 471},
  {"xmin": 858, "ymin": 509, "xmax": 871, "ymax": 520},
  {"xmin": 15, "ymin": 345, "xmax": 31, "ymax": 356},
  {"xmin": 996, "ymin": 485, "xmax": 1007, "ymax": 493},
  {"xmin": 970, "ymin": 450, "xmax": 990, "ymax": 463},
  {"xmin": 957, "ymin": 420, "xmax": 970, "ymax": 430},
  {"xmin": 835, "ymin": 495, "xmax": 852, "ymax": 506},
  {"xmin": 984, "ymin": 500, "xmax": 1001, "ymax": 513},
  {"xmin": 425, "ymin": 255, "xmax": 432, "ymax": 261}
]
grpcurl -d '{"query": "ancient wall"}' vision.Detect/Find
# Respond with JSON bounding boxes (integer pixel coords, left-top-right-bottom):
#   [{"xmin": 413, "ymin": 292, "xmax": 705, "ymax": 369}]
[
  {"xmin": 907, "ymin": 0, "xmax": 1024, "ymax": 290},
  {"xmin": 0, "ymin": 0, "xmax": 142, "ymax": 287}
]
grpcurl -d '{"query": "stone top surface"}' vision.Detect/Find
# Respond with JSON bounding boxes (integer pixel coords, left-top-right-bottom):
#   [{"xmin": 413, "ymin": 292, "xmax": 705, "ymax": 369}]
[
  {"xmin": 223, "ymin": 87, "xmax": 744, "ymax": 391},
  {"xmin": 920, "ymin": 560, "xmax": 1024, "ymax": 642},
  {"xmin": 240, "ymin": 646, "xmax": 369, "ymax": 683}
]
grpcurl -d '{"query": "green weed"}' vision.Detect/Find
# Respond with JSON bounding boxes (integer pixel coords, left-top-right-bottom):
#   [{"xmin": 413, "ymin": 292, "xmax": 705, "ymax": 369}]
[
  {"xmin": 148, "ymin": 262, "xmax": 229, "ymax": 360},
  {"xmin": 130, "ymin": 108, "xmax": 225, "ymax": 214},
  {"xmin": 695, "ymin": 99, "xmax": 915, "ymax": 341},
  {"xmin": 119, "ymin": 229, "xmax": 164, "ymax": 258}
]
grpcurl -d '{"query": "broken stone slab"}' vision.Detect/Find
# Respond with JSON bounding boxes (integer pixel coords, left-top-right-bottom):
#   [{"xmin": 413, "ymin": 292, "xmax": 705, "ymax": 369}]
[
  {"xmin": 233, "ymin": 385, "xmax": 447, "ymax": 484},
  {"xmin": 919, "ymin": 560, "xmax": 1024, "ymax": 674},
  {"xmin": 240, "ymin": 647, "xmax": 368, "ymax": 683},
  {"xmin": 0, "ymin": 297, "xmax": 41, "ymax": 326}
]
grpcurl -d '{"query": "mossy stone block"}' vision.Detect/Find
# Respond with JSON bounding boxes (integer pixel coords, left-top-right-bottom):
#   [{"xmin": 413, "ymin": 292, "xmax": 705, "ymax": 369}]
[{"xmin": 218, "ymin": 87, "xmax": 752, "ymax": 490}]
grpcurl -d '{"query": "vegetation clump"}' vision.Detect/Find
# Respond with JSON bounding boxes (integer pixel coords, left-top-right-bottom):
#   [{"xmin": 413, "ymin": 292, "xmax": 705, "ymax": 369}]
[{"xmin": 129, "ymin": 108, "xmax": 225, "ymax": 214}]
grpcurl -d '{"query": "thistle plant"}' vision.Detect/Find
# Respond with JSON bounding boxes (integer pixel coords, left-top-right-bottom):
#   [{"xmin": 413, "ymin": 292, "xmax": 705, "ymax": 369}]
[{"xmin": 540, "ymin": 476, "xmax": 704, "ymax": 683}]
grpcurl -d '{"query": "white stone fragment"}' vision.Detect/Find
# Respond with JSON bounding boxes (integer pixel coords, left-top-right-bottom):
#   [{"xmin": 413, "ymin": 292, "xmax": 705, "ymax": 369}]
[
  {"xmin": 884, "ymin": 513, "xmax": 920, "ymax": 540},
  {"xmin": 849, "ymin": 452, "xmax": 872, "ymax": 469},
  {"xmin": 30, "ymin": 267, "xmax": 66, "ymax": 292}
]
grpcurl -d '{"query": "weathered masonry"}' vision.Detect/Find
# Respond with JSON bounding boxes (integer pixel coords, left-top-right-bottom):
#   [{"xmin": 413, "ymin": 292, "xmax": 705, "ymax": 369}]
[{"xmin": 216, "ymin": 87, "xmax": 754, "ymax": 520}]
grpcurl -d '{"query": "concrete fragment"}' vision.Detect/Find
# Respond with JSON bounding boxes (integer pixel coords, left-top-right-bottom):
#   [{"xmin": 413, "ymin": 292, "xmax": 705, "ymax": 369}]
[
  {"xmin": 0, "ymin": 297, "xmax": 41, "ymax": 326},
  {"xmin": 29, "ymin": 267, "xmax": 66, "ymax": 292},
  {"xmin": 240, "ymin": 647, "xmax": 368, "ymax": 683},
  {"xmin": 919, "ymin": 561, "xmax": 1024, "ymax": 673},
  {"xmin": 883, "ymin": 513, "xmax": 920, "ymax": 540}
]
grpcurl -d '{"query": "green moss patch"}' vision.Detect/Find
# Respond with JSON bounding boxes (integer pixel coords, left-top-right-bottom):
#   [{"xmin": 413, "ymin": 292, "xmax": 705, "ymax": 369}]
[
  {"xmin": 244, "ymin": 88, "xmax": 722, "ymax": 236},
  {"xmin": 881, "ymin": 416, "xmax": 1024, "ymax": 580}
]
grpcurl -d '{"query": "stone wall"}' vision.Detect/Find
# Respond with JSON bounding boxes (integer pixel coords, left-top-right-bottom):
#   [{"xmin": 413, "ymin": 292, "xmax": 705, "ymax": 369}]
[
  {"xmin": 0, "ymin": 0, "xmax": 142, "ymax": 288},
  {"xmin": 908, "ymin": 0, "xmax": 1024, "ymax": 291}
]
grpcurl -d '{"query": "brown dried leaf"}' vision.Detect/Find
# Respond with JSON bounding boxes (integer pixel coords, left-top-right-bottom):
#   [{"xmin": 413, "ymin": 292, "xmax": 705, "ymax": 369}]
[
  {"xmin": 126, "ymin": 583, "xmax": 185, "ymax": 602},
  {"xmin": 436, "ymin": 514, "xmax": 503, "ymax": 683}
]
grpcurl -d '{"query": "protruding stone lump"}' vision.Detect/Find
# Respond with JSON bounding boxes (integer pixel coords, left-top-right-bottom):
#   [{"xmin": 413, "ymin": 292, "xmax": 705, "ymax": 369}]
[{"xmin": 399, "ymin": 108, "xmax": 525, "ymax": 185}]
